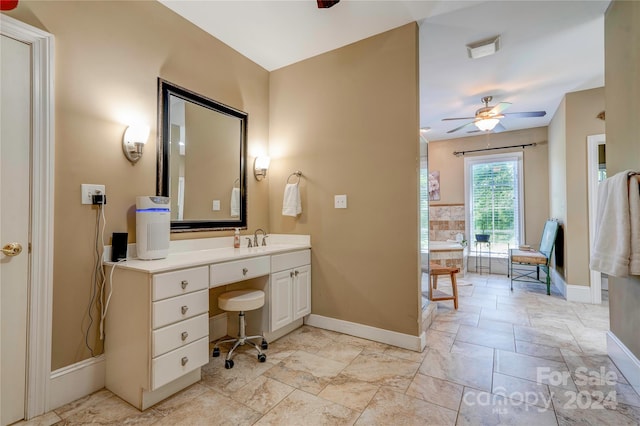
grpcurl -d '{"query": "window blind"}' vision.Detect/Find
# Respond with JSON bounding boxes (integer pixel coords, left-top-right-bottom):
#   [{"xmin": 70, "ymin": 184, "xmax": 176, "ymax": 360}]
[
  {"xmin": 469, "ymin": 158, "xmax": 521, "ymax": 254},
  {"xmin": 419, "ymin": 158, "xmax": 429, "ymax": 251}
]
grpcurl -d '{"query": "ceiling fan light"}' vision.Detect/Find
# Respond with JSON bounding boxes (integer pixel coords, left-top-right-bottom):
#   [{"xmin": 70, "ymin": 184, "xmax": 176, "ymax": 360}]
[{"xmin": 475, "ymin": 118, "xmax": 500, "ymax": 131}]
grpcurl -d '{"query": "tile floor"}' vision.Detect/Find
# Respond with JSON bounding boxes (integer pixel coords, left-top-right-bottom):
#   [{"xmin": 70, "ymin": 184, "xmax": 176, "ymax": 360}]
[{"xmin": 18, "ymin": 273, "xmax": 640, "ymax": 425}]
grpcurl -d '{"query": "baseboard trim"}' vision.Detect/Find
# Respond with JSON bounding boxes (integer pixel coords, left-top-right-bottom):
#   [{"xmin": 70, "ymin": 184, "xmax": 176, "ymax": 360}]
[
  {"xmin": 305, "ymin": 314, "xmax": 422, "ymax": 352},
  {"xmin": 550, "ymin": 268, "xmax": 593, "ymax": 303},
  {"xmin": 48, "ymin": 355, "xmax": 105, "ymax": 411},
  {"xmin": 551, "ymin": 268, "xmax": 567, "ymax": 297},
  {"xmin": 566, "ymin": 284, "xmax": 592, "ymax": 303},
  {"xmin": 607, "ymin": 331, "xmax": 640, "ymax": 397},
  {"xmin": 209, "ymin": 313, "xmax": 228, "ymax": 341}
]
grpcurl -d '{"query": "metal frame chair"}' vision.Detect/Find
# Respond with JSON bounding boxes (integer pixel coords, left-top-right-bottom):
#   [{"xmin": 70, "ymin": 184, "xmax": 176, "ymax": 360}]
[{"xmin": 509, "ymin": 220, "xmax": 559, "ymax": 295}]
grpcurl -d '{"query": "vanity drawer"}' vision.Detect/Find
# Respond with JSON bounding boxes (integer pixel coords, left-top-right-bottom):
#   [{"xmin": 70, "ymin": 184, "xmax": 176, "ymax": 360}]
[
  {"xmin": 271, "ymin": 249, "xmax": 311, "ymax": 273},
  {"xmin": 152, "ymin": 290, "xmax": 208, "ymax": 329},
  {"xmin": 152, "ymin": 266, "xmax": 209, "ymax": 301},
  {"xmin": 210, "ymin": 256, "xmax": 270, "ymax": 287},
  {"xmin": 152, "ymin": 313, "xmax": 209, "ymax": 358},
  {"xmin": 151, "ymin": 336, "xmax": 209, "ymax": 390}
]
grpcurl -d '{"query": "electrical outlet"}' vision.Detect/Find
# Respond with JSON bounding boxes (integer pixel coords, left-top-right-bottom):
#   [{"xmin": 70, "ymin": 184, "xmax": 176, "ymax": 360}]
[
  {"xmin": 334, "ymin": 194, "xmax": 347, "ymax": 209},
  {"xmin": 81, "ymin": 184, "xmax": 106, "ymax": 205}
]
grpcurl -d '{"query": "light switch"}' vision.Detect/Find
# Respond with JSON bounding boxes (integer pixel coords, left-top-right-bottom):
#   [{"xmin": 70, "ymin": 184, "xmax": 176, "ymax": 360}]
[
  {"xmin": 334, "ymin": 194, "xmax": 347, "ymax": 209},
  {"xmin": 212, "ymin": 200, "xmax": 221, "ymax": 211}
]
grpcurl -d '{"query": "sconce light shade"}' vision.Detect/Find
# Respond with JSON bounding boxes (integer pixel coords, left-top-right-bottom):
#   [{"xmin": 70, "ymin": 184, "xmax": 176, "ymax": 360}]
[
  {"xmin": 474, "ymin": 118, "xmax": 499, "ymax": 132},
  {"xmin": 123, "ymin": 125, "xmax": 150, "ymax": 164},
  {"xmin": 254, "ymin": 156, "xmax": 271, "ymax": 181}
]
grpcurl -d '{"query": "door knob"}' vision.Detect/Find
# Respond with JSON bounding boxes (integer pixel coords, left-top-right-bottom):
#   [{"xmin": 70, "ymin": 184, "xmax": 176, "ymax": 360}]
[{"xmin": 2, "ymin": 242, "xmax": 22, "ymax": 257}]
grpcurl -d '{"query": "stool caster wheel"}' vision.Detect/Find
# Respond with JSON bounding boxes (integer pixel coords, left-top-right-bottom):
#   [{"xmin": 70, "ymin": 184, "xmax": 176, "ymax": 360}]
[
  {"xmin": 258, "ymin": 353, "xmax": 266, "ymax": 363},
  {"xmin": 212, "ymin": 347, "xmax": 220, "ymax": 357},
  {"xmin": 261, "ymin": 340, "xmax": 268, "ymax": 350},
  {"xmin": 224, "ymin": 359, "xmax": 234, "ymax": 369}
]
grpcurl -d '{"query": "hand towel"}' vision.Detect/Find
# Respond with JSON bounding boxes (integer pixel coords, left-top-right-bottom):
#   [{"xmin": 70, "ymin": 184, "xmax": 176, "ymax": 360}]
[
  {"xmin": 230, "ymin": 187, "xmax": 240, "ymax": 217},
  {"xmin": 282, "ymin": 183, "xmax": 302, "ymax": 217},
  {"xmin": 629, "ymin": 175, "xmax": 640, "ymax": 275},
  {"xmin": 590, "ymin": 170, "xmax": 636, "ymax": 277}
]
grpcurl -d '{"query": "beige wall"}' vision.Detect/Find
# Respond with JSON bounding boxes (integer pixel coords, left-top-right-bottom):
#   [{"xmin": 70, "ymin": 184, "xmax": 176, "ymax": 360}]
[
  {"xmin": 6, "ymin": 1, "xmax": 270, "ymax": 370},
  {"xmin": 427, "ymin": 127, "xmax": 550, "ymax": 247},
  {"xmin": 605, "ymin": 0, "xmax": 640, "ymax": 358},
  {"xmin": 564, "ymin": 88, "xmax": 606, "ymax": 286},
  {"xmin": 268, "ymin": 24, "xmax": 421, "ymax": 337},
  {"xmin": 548, "ymin": 88, "xmax": 605, "ymax": 286},
  {"xmin": 548, "ymin": 98, "xmax": 567, "ymax": 276}
]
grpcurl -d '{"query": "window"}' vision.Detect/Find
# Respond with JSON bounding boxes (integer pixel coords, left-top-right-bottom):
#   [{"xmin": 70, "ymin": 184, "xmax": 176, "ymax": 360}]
[
  {"xmin": 464, "ymin": 152, "xmax": 524, "ymax": 256},
  {"xmin": 419, "ymin": 157, "xmax": 429, "ymax": 251}
]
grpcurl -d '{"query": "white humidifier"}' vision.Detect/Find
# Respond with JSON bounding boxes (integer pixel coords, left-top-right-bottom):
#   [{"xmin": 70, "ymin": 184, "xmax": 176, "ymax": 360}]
[{"xmin": 136, "ymin": 196, "xmax": 170, "ymax": 260}]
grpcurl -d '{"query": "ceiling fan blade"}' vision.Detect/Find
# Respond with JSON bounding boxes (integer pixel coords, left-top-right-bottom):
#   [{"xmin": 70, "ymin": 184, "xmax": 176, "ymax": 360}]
[
  {"xmin": 503, "ymin": 111, "xmax": 547, "ymax": 118},
  {"xmin": 488, "ymin": 102, "xmax": 512, "ymax": 116},
  {"xmin": 492, "ymin": 122, "xmax": 507, "ymax": 133},
  {"xmin": 442, "ymin": 117, "xmax": 476, "ymax": 121},
  {"xmin": 447, "ymin": 121, "xmax": 476, "ymax": 134},
  {"xmin": 317, "ymin": 0, "xmax": 340, "ymax": 8}
]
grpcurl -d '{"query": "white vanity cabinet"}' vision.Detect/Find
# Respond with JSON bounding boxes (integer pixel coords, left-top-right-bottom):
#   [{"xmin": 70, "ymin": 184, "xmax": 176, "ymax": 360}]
[
  {"xmin": 270, "ymin": 249, "xmax": 311, "ymax": 332},
  {"xmin": 105, "ymin": 265, "xmax": 210, "ymax": 410},
  {"xmin": 104, "ymin": 235, "xmax": 311, "ymax": 411}
]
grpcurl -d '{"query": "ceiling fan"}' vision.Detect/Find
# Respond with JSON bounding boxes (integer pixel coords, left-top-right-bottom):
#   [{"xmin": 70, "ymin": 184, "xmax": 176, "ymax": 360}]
[
  {"xmin": 317, "ymin": 0, "xmax": 340, "ymax": 8},
  {"xmin": 442, "ymin": 96, "xmax": 546, "ymax": 134}
]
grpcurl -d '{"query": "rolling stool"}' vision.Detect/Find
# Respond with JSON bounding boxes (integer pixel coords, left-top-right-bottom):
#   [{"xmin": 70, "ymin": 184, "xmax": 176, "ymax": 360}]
[{"xmin": 212, "ymin": 289, "xmax": 268, "ymax": 369}]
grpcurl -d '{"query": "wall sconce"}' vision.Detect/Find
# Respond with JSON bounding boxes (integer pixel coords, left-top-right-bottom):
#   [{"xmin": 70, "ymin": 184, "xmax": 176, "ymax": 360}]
[
  {"xmin": 253, "ymin": 156, "xmax": 271, "ymax": 181},
  {"xmin": 122, "ymin": 125, "xmax": 150, "ymax": 164}
]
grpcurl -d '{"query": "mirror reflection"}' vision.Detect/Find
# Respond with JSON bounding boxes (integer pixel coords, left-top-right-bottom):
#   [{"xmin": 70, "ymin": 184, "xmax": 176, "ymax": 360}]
[{"xmin": 158, "ymin": 79, "xmax": 247, "ymax": 231}]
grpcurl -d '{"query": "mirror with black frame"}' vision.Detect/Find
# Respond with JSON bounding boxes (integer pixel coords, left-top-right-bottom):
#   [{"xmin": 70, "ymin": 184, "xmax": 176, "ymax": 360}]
[{"xmin": 157, "ymin": 78, "xmax": 247, "ymax": 231}]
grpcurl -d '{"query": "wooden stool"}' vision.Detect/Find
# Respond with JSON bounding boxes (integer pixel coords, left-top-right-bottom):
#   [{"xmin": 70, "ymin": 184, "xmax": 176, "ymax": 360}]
[{"xmin": 426, "ymin": 262, "xmax": 459, "ymax": 309}]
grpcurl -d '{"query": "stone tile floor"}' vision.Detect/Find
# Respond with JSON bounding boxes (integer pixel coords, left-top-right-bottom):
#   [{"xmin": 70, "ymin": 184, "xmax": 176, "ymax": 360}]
[{"xmin": 18, "ymin": 273, "xmax": 640, "ymax": 425}]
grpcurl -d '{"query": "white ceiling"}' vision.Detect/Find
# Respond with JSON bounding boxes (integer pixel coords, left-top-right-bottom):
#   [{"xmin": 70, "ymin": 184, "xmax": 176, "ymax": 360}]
[{"xmin": 160, "ymin": 0, "xmax": 610, "ymax": 141}]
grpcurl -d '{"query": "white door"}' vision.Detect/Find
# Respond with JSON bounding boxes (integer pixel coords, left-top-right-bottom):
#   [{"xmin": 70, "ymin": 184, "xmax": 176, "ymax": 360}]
[
  {"xmin": 0, "ymin": 34, "xmax": 32, "ymax": 426},
  {"xmin": 587, "ymin": 134, "xmax": 606, "ymax": 304}
]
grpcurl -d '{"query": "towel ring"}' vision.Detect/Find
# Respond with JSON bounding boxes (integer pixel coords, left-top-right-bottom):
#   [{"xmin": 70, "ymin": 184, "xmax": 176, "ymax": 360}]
[
  {"xmin": 287, "ymin": 171, "xmax": 302, "ymax": 184},
  {"xmin": 233, "ymin": 178, "xmax": 240, "ymax": 188}
]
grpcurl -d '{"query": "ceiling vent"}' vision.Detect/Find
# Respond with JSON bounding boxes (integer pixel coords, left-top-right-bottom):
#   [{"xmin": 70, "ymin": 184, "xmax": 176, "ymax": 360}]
[{"xmin": 466, "ymin": 36, "xmax": 500, "ymax": 59}]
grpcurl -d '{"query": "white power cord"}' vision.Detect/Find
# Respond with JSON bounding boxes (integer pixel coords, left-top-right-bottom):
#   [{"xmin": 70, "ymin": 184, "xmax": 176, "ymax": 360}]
[{"xmin": 100, "ymin": 258, "xmax": 126, "ymax": 340}]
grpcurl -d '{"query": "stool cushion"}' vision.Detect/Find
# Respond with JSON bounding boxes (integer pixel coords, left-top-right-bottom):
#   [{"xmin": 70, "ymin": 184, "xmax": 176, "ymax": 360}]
[{"xmin": 218, "ymin": 289, "xmax": 265, "ymax": 312}]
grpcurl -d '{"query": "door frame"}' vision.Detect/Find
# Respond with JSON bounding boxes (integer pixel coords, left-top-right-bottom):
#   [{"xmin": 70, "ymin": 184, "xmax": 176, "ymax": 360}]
[
  {"xmin": 1, "ymin": 15, "xmax": 55, "ymax": 419},
  {"xmin": 587, "ymin": 134, "xmax": 605, "ymax": 305}
]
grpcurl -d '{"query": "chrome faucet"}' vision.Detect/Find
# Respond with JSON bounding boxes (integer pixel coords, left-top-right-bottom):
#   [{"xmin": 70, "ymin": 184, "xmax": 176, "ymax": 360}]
[{"xmin": 254, "ymin": 228, "xmax": 267, "ymax": 247}]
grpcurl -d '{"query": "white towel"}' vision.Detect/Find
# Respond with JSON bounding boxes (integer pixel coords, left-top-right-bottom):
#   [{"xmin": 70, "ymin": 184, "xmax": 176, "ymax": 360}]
[
  {"xmin": 230, "ymin": 187, "xmax": 240, "ymax": 217},
  {"xmin": 590, "ymin": 170, "xmax": 638, "ymax": 277},
  {"xmin": 282, "ymin": 183, "xmax": 302, "ymax": 217},
  {"xmin": 629, "ymin": 175, "xmax": 640, "ymax": 275}
]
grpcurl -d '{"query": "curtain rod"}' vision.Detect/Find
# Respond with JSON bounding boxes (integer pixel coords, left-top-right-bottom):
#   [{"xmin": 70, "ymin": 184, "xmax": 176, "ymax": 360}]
[{"xmin": 453, "ymin": 142, "xmax": 537, "ymax": 157}]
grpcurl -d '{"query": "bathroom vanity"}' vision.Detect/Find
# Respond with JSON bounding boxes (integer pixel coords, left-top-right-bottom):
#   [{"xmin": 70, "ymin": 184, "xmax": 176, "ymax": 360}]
[{"xmin": 103, "ymin": 235, "xmax": 310, "ymax": 410}]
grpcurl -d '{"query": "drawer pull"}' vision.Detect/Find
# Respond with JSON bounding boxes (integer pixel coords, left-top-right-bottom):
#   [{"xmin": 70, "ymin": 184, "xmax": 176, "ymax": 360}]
[
  {"xmin": 181, "ymin": 356, "xmax": 189, "ymax": 366},
  {"xmin": 181, "ymin": 280, "xmax": 189, "ymax": 289},
  {"xmin": 290, "ymin": 271, "xmax": 294, "ymax": 278},
  {"xmin": 181, "ymin": 305, "xmax": 189, "ymax": 315},
  {"xmin": 242, "ymin": 267, "xmax": 248, "ymax": 276},
  {"xmin": 181, "ymin": 331, "xmax": 189, "ymax": 341},
  {"xmin": 294, "ymin": 270, "xmax": 299, "ymax": 277}
]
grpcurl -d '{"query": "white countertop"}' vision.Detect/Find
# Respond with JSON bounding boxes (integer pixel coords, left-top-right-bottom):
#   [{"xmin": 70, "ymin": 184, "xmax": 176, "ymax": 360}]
[{"xmin": 103, "ymin": 234, "xmax": 310, "ymax": 274}]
